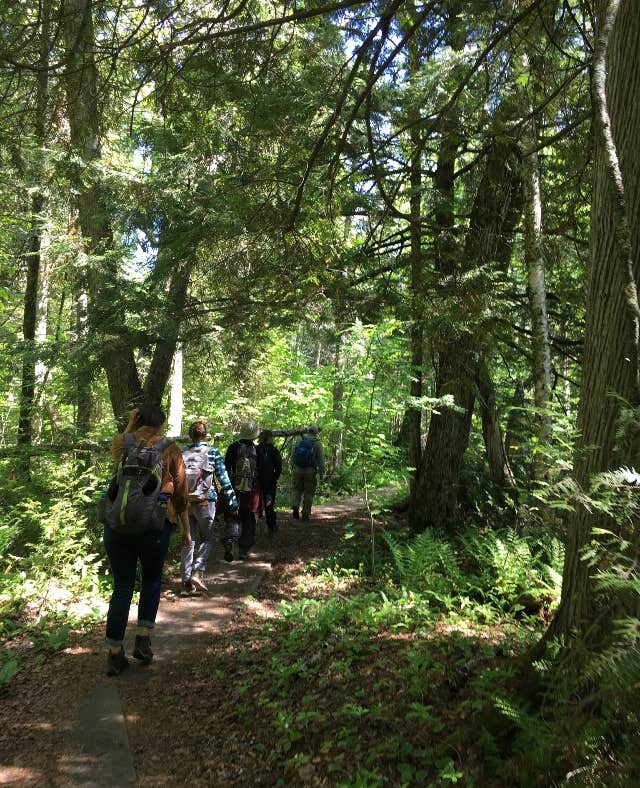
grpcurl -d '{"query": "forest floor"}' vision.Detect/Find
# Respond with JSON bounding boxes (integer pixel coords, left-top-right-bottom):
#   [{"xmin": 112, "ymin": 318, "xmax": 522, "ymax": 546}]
[
  {"xmin": 0, "ymin": 493, "xmax": 538, "ymax": 787},
  {"xmin": 0, "ymin": 495, "xmax": 373, "ymax": 786}
]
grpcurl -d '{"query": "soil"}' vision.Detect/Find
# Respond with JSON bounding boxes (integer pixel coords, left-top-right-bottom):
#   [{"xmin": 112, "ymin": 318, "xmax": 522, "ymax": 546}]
[{"xmin": 0, "ymin": 498, "xmax": 366, "ymax": 787}]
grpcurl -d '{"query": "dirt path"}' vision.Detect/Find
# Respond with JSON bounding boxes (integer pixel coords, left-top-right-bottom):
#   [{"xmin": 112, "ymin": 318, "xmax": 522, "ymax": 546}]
[{"xmin": 0, "ymin": 498, "xmax": 366, "ymax": 786}]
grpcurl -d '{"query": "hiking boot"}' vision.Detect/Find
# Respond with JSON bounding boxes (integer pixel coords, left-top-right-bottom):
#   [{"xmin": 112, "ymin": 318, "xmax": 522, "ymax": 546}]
[
  {"xmin": 132, "ymin": 635, "xmax": 153, "ymax": 663},
  {"xmin": 191, "ymin": 571, "xmax": 208, "ymax": 593},
  {"xmin": 223, "ymin": 540, "xmax": 234, "ymax": 562},
  {"xmin": 180, "ymin": 580, "xmax": 193, "ymax": 597},
  {"xmin": 106, "ymin": 647, "xmax": 129, "ymax": 677},
  {"xmin": 292, "ymin": 507, "xmax": 300, "ymax": 520}
]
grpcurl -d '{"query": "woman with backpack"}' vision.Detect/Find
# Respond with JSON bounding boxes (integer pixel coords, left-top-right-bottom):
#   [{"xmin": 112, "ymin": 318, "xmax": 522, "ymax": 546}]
[
  {"xmin": 225, "ymin": 420, "xmax": 261, "ymax": 560},
  {"xmin": 180, "ymin": 420, "xmax": 238, "ymax": 595},
  {"xmin": 104, "ymin": 404, "xmax": 190, "ymax": 677}
]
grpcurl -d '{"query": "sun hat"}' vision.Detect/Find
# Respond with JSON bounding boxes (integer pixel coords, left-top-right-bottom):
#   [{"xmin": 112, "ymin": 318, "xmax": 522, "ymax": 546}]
[{"xmin": 239, "ymin": 420, "xmax": 260, "ymax": 440}]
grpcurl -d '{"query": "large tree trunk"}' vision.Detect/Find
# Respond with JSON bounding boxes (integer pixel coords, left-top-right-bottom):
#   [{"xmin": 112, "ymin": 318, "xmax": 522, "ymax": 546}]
[
  {"xmin": 17, "ymin": 0, "xmax": 51, "ymax": 453},
  {"xmin": 408, "ymin": 29, "xmax": 461, "ymax": 527},
  {"xmin": 143, "ymin": 258, "xmax": 194, "ymax": 405},
  {"xmin": 521, "ymin": 43, "xmax": 553, "ymax": 479},
  {"xmin": 549, "ymin": 0, "xmax": 640, "ymax": 643},
  {"xmin": 404, "ymin": 1, "xmax": 425, "ymax": 478},
  {"xmin": 411, "ymin": 140, "xmax": 523, "ymax": 531},
  {"xmin": 523, "ymin": 126, "xmax": 552, "ymax": 449},
  {"xmin": 62, "ymin": 0, "xmax": 143, "ymax": 427}
]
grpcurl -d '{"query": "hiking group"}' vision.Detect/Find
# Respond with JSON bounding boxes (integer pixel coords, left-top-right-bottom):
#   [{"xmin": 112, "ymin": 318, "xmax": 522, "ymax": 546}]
[{"xmin": 99, "ymin": 405, "xmax": 324, "ymax": 676}]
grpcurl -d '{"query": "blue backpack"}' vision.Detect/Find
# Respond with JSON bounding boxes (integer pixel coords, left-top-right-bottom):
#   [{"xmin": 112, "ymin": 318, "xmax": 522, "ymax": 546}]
[{"xmin": 293, "ymin": 437, "xmax": 316, "ymax": 468}]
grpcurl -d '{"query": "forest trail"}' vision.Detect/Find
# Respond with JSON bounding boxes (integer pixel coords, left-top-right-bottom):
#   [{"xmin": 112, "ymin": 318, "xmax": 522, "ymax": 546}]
[{"xmin": 0, "ymin": 495, "xmax": 367, "ymax": 787}]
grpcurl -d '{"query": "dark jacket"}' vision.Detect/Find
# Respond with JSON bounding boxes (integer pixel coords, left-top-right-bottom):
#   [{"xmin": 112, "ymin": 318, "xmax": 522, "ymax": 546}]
[{"xmin": 257, "ymin": 442, "xmax": 282, "ymax": 495}]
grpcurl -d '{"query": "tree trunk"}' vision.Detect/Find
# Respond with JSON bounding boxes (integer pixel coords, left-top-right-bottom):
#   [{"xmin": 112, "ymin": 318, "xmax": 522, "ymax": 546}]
[
  {"xmin": 331, "ymin": 328, "xmax": 346, "ymax": 472},
  {"xmin": 33, "ymin": 237, "xmax": 50, "ymax": 441},
  {"xmin": 17, "ymin": 0, "xmax": 51, "ymax": 453},
  {"xmin": 411, "ymin": 140, "xmax": 523, "ymax": 531},
  {"xmin": 521, "ymin": 65, "xmax": 552, "ymax": 479},
  {"xmin": 505, "ymin": 379, "xmax": 526, "ymax": 466},
  {"xmin": 549, "ymin": 0, "xmax": 640, "ymax": 643},
  {"xmin": 411, "ymin": 352, "xmax": 476, "ymax": 529},
  {"xmin": 62, "ymin": 0, "xmax": 143, "ymax": 428},
  {"xmin": 143, "ymin": 258, "xmax": 194, "ymax": 405},
  {"xmin": 406, "ymin": 6, "xmax": 424, "ymax": 478},
  {"xmin": 477, "ymin": 361, "xmax": 516, "ymax": 490},
  {"xmin": 167, "ymin": 343, "xmax": 184, "ymax": 437}
]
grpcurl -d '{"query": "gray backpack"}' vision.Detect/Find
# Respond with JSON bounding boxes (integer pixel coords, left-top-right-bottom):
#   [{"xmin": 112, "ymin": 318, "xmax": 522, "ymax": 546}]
[
  {"xmin": 182, "ymin": 444, "xmax": 214, "ymax": 501},
  {"xmin": 233, "ymin": 442, "xmax": 257, "ymax": 493},
  {"xmin": 108, "ymin": 433, "xmax": 173, "ymax": 533}
]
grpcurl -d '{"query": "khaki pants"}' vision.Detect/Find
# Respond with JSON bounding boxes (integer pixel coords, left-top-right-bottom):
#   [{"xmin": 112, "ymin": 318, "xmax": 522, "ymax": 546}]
[{"xmin": 292, "ymin": 466, "xmax": 317, "ymax": 517}]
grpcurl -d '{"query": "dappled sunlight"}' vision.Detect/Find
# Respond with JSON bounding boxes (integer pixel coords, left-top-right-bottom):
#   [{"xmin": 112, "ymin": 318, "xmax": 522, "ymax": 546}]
[
  {"xmin": 0, "ymin": 765, "xmax": 43, "ymax": 785},
  {"xmin": 64, "ymin": 645, "xmax": 95, "ymax": 655},
  {"xmin": 11, "ymin": 721, "xmax": 55, "ymax": 732},
  {"xmin": 244, "ymin": 597, "xmax": 279, "ymax": 618}
]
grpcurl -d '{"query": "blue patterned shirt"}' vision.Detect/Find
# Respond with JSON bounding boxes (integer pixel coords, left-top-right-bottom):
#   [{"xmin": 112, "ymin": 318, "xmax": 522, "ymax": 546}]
[{"xmin": 186, "ymin": 442, "xmax": 238, "ymax": 510}]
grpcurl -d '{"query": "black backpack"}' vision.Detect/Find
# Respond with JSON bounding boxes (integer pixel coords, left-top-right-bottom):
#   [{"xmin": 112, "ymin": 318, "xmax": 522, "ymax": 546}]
[{"xmin": 107, "ymin": 434, "xmax": 173, "ymax": 533}]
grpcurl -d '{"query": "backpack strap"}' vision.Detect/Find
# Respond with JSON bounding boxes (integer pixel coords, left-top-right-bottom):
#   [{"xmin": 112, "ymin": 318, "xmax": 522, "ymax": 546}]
[
  {"xmin": 154, "ymin": 437, "xmax": 173, "ymax": 453},
  {"xmin": 115, "ymin": 432, "xmax": 136, "ymax": 482}
]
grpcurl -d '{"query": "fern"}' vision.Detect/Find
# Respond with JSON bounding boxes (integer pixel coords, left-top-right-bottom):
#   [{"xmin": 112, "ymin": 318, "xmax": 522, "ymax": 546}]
[{"xmin": 381, "ymin": 529, "xmax": 461, "ymax": 601}]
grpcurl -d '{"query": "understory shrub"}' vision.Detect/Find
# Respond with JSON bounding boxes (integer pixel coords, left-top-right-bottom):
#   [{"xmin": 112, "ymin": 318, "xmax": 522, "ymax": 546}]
[
  {"xmin": 0, "ymin": 455, "xmax": 106, "ymax": 629},
  {"xmin": 382, "ymin": 526, "xmax": 563, "ymax": 617}
]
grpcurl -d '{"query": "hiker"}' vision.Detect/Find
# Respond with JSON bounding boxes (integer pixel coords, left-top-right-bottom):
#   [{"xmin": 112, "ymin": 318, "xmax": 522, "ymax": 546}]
[
  {"xmin": 257, "ymin": 429, "xmax": 282, "ymax": 535},
  {"xmin": 181, "ymin": 420, "xmax": 239, "ymax": 595},
  {"xmin": 291, "ymin": 425, "xmax": 325, "ymax": 521},
  {"xmin": 225, "ymin": 420, "xmax": 261, "ymax": 559},
  {"xmin": 103, "ymin": 404, "xmax": 190, "ymax": 677}
]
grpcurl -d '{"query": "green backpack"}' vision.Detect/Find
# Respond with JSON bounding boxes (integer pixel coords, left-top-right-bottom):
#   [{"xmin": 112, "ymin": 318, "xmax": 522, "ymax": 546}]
[{"xmin": 106, "ymin": 433, "xmax": 173, "ymax": 533}]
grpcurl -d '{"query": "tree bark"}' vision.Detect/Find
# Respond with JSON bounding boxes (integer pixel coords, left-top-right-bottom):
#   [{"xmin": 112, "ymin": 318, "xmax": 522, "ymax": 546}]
[
  {"xmin": 521, "ymin": 46, "xmax": 553, "ymax": 478},
  {"xmin": 17, "ymin": 0, "xmax": 51, "ymax": 454},
  {"xmin": 411, "ymin": 140, "xmax": 523, "ymax": 531},
  {"xmin": 406, "ymin": 2, "xmax": 424, "ymax": 478},
  {"xmin": 167, "ymin": 343, "xmax": 184, "ymax": 437},
  {"xmin": 549, "ymin": 0, "xmax": 640, "ymax": 643},
  {"xmin": 477, "ymin": 361, "xmax": 516, "ymax": 490},
  {"xmin": 331, "ymin": 327, "xmax": 346, "ymax": 472},
  {"xmin": 143, "ymin": 258, "xmax": 194, "ymax": 405},
  {"xmin": 62, "ymin": 0, "xmax": 143, "ymax": 427}
]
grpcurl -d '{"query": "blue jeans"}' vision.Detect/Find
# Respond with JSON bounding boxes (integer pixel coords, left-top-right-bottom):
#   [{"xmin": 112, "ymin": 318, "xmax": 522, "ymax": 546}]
[
  {"xmin": 181, "ymin": 501, "xmax": 216, "ymax": 581},
  {"xmin": 103, "ymin": 521, "xmax": 171, "ymax": 646}
]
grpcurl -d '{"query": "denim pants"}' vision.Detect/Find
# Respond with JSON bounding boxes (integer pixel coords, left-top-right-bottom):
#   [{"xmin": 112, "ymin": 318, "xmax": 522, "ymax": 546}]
[
  {"xmin": 181, "ymin": 501, "xmax": 216, "ymax": 581},
  {"xmin": 103, "ymin": 521, "xmax": 171, "ymax": 646}
]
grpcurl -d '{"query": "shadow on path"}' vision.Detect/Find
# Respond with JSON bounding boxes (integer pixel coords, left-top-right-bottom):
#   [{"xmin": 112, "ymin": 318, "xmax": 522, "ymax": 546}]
[{"xmin": 61, "ymin": 551, "xmax": 272, "ymax": 786}]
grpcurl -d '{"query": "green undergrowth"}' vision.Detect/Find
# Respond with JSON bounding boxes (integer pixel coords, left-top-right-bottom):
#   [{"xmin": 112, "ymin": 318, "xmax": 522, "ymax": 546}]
[
  {"xmin": 207, "ymin": 519, "xmax": 565, "ymax": 786},
  {"xmin": 227, "ymin": 517, "xmax": 637, "ymax": 786},
  {"xmin": 0, "ymin": 456, "xmax": 110, "ymax": 685}
]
